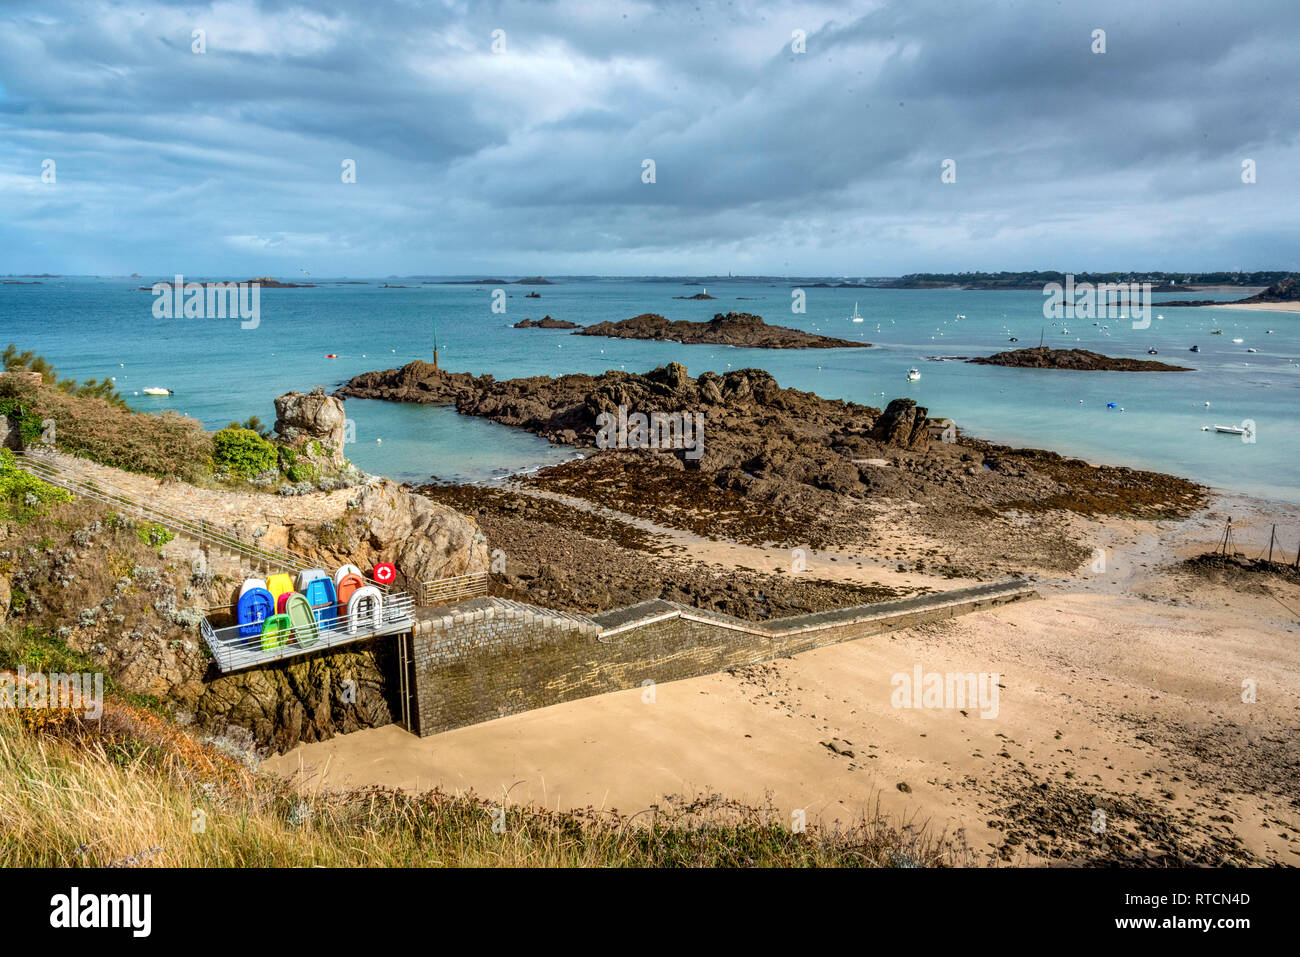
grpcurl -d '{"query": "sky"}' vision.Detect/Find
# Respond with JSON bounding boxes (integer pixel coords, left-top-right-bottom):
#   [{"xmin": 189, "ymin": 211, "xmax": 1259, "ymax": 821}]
[{"xmin": 1, "ymin": 0, "xmax": 1298, "ymax": 277}]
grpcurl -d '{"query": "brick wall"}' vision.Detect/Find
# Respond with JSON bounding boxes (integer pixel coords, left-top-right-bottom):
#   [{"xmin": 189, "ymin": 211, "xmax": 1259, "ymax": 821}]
[{"xmin": 407, "ymin": 582, "xmax": 1036, "ymax": 736}]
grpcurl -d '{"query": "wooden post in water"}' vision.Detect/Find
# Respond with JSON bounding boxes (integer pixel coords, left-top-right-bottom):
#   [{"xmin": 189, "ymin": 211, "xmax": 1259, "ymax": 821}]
[{"xmin": 432, "ymin": 316, "xmax": 439, "ymax": 371}]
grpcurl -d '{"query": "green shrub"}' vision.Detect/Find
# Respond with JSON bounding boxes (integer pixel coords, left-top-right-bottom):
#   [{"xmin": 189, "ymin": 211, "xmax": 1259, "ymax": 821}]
[
  {"xmin": 0, "ymin": 448, "xmax": 72, "ymax": 522},
  {"xmin": 212, "ymin": 427, "xmax": 277, "ymax": 478},
  {"xmin": 135, "ymin": 521, "xmax": 175, "ymax": 548},
  {"xmin": 0, "ymin": 396, "xmax": 44, "ymax": 445}
]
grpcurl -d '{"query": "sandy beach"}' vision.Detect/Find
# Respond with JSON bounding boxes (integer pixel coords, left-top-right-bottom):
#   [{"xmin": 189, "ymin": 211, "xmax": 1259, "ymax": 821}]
[
  {"xmin": 1202, "ymin": 301, "xmax": 1300, "ymax": 313},
  {"xmin": 266, "ymin": 489, "xmax": 1300, "ymax": 866}
]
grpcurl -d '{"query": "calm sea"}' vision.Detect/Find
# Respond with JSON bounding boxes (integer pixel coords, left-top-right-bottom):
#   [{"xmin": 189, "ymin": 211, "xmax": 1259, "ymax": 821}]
[{"xmin": 1, "ymin": 278, "xmax": 1296, "ymax": 502}]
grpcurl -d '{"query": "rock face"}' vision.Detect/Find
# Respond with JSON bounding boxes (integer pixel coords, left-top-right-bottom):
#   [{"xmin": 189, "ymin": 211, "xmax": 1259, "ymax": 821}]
[
  {"xmin": 968, "ymin": 347, "xmax": 1191, "ymax": 372},
  {"xmin": 274, "ymin": 389, "xmax": 347, "ymax": 467},
  {"xmin": 288, "ymin": 480, "xmax": 489, "ymax": 588},
  {"xmin": 573, "ymin": 312, "xmax": 871, "ymax": 349},
  {"xmin": 869, "ymin": 399, "xmax": 931, "ymax": 450}
]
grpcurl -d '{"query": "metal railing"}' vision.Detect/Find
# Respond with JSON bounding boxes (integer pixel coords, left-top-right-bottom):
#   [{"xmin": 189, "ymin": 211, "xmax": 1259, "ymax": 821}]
[
  {"xmin": 202, "ymin": 591, "xmax": 416, "ymax": 672},
  {"xmin": 419, "ymin": 570, "xmax": 490, "ymax": 606}
]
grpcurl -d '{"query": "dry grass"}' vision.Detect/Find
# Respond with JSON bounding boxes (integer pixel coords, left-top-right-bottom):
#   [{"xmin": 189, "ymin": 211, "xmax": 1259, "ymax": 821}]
[{"xmin": 0, "ymin": 704, "xmax": 952, "ymax": 868}]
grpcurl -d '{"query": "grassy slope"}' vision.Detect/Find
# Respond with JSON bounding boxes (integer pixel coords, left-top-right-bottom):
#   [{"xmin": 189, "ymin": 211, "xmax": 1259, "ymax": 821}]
[{"xmin": 0, "ymin": 705, "xmax": 944, "ymax": 867}]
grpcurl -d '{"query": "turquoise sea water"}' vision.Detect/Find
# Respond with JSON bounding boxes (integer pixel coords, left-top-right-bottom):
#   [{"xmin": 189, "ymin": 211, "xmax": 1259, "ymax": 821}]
[{"xmin": 1, "ymin": 278, "xmax": 1296, "ymax": 501}]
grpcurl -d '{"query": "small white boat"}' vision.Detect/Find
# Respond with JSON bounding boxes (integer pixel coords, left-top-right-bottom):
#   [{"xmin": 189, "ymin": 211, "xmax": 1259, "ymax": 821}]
[
  {"xmin": 955, "ymin": 313, "xmax": 966, "ymax": 319},
  {"xmin": 142, "ymin": 387, "xmax": 172, "ymax": 396},
  {"xmin": 849, "ymin": 301, "xmax": 864, "ymax": 323},
  {"xmin": 1156, "ymin": 314, "xmax": 1164, "ymax": 320},
  {"xmin": 1214, "ymin": 424, "xmax": 1251, "ymax": 436},
  {"xmin": 1231, "ymin": 338, "xmax": 1243, "ymax": 344},
  {"xmin": 906, "ymin": 368, "xmax": 921, "ymax": 381},
  {"xmin": 1246, "ymin": 347, "xmax": 1258, "ymax": 353}
]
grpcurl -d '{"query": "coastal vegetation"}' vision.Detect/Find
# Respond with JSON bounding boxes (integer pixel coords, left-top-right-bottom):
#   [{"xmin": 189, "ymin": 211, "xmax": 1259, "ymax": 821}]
[
  {"xmin": 212, "ymin": 425, "xmax": 278, "ymax": 478},
  {"xmin": 0, "ymin": 346, "xmax": 361, "ymax": 492},
  {"xmin": 2, "ymin": 343, "xmax": 127, "ymax": 408},
  {"xmin": 0, "ymin": 371, "xmax": 213, "ymax": 482},
  {"xmin": 0, "ymin": 699, "xmax": 947, "ymax": 867},
  {"xmin": 0, "ymin": 448, "xmax": 71, "ymax": 522}
]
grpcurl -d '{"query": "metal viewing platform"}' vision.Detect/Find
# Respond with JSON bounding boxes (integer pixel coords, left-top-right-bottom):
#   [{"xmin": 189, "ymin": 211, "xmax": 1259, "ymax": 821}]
[{"xmin": 201, "ymin": 592, "xmax": 417, "ymax": 672}]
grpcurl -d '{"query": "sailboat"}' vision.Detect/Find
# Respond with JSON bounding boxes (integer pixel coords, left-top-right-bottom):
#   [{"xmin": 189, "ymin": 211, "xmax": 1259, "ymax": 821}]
[{"xmin": 849, "ymin": 301, "xmax": 864, "ymax": 323}]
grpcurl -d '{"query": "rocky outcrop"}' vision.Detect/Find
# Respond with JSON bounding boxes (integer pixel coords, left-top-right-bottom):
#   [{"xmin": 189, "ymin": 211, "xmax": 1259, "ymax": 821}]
[
  {"xmin": 340, "ymin": 360, "xmax": 951, "ymax": 502},
  {"xmin": 288, "ymin": 480, "xmax": 489, "ymax": 589},
  {"xmin": 514, "ymin": 316, "xmax": 578, "ymax": 329},
  {"xmin": 573, "ymin": 312, "xmax": 871, "ymax": 348},
  {"xmin": 274, "ymin": 388, "xmax": 347, "ymax": 467},
  {"xmin": 869, "ymin": 399, "xmax": 931, "ymax": 450},
  {"xmin": 968, "ymin": 347, "xmax": 1191, "ymax": 372},
  {"xmin": 1240, "ymin": 276, "xmax": 1300, "ymax": 303}
]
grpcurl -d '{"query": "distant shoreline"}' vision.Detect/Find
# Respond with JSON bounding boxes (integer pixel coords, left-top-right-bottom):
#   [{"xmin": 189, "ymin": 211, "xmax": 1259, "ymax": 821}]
[{"xmin": 1199, "ymin": 301, "xmax": 1300, "ymax": 313}]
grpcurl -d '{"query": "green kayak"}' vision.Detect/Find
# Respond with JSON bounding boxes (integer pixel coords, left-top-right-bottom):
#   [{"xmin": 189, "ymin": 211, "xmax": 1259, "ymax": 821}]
[{"xmin": 260, "ymin": 613, "xmax": 292, "ymax": 651}]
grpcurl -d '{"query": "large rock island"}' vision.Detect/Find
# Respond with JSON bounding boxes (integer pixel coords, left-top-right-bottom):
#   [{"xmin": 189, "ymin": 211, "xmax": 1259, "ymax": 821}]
[
  {"xmin": 968, "ymin": 346, "xmax": 1191, "ymax": 372},
  {"xmin": 573, "ymin": 311, "xmax": 870, "ymax": 348},
  {"xmin": 337, "ymin": 360, "xmax": 1203, "ymax": 541}
]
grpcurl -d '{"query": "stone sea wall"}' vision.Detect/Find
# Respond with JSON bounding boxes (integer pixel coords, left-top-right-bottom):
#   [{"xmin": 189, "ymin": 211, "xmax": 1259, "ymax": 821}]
[{"xmin": 407, "ymin": 581, "xmax": 1035, "ymax": 736}]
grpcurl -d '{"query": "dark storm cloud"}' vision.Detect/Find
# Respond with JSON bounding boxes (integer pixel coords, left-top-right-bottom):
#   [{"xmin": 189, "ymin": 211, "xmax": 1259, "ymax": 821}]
[{"xmin": 0, "ymin": 0, "xmax": 1297, "ymax": 275}]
